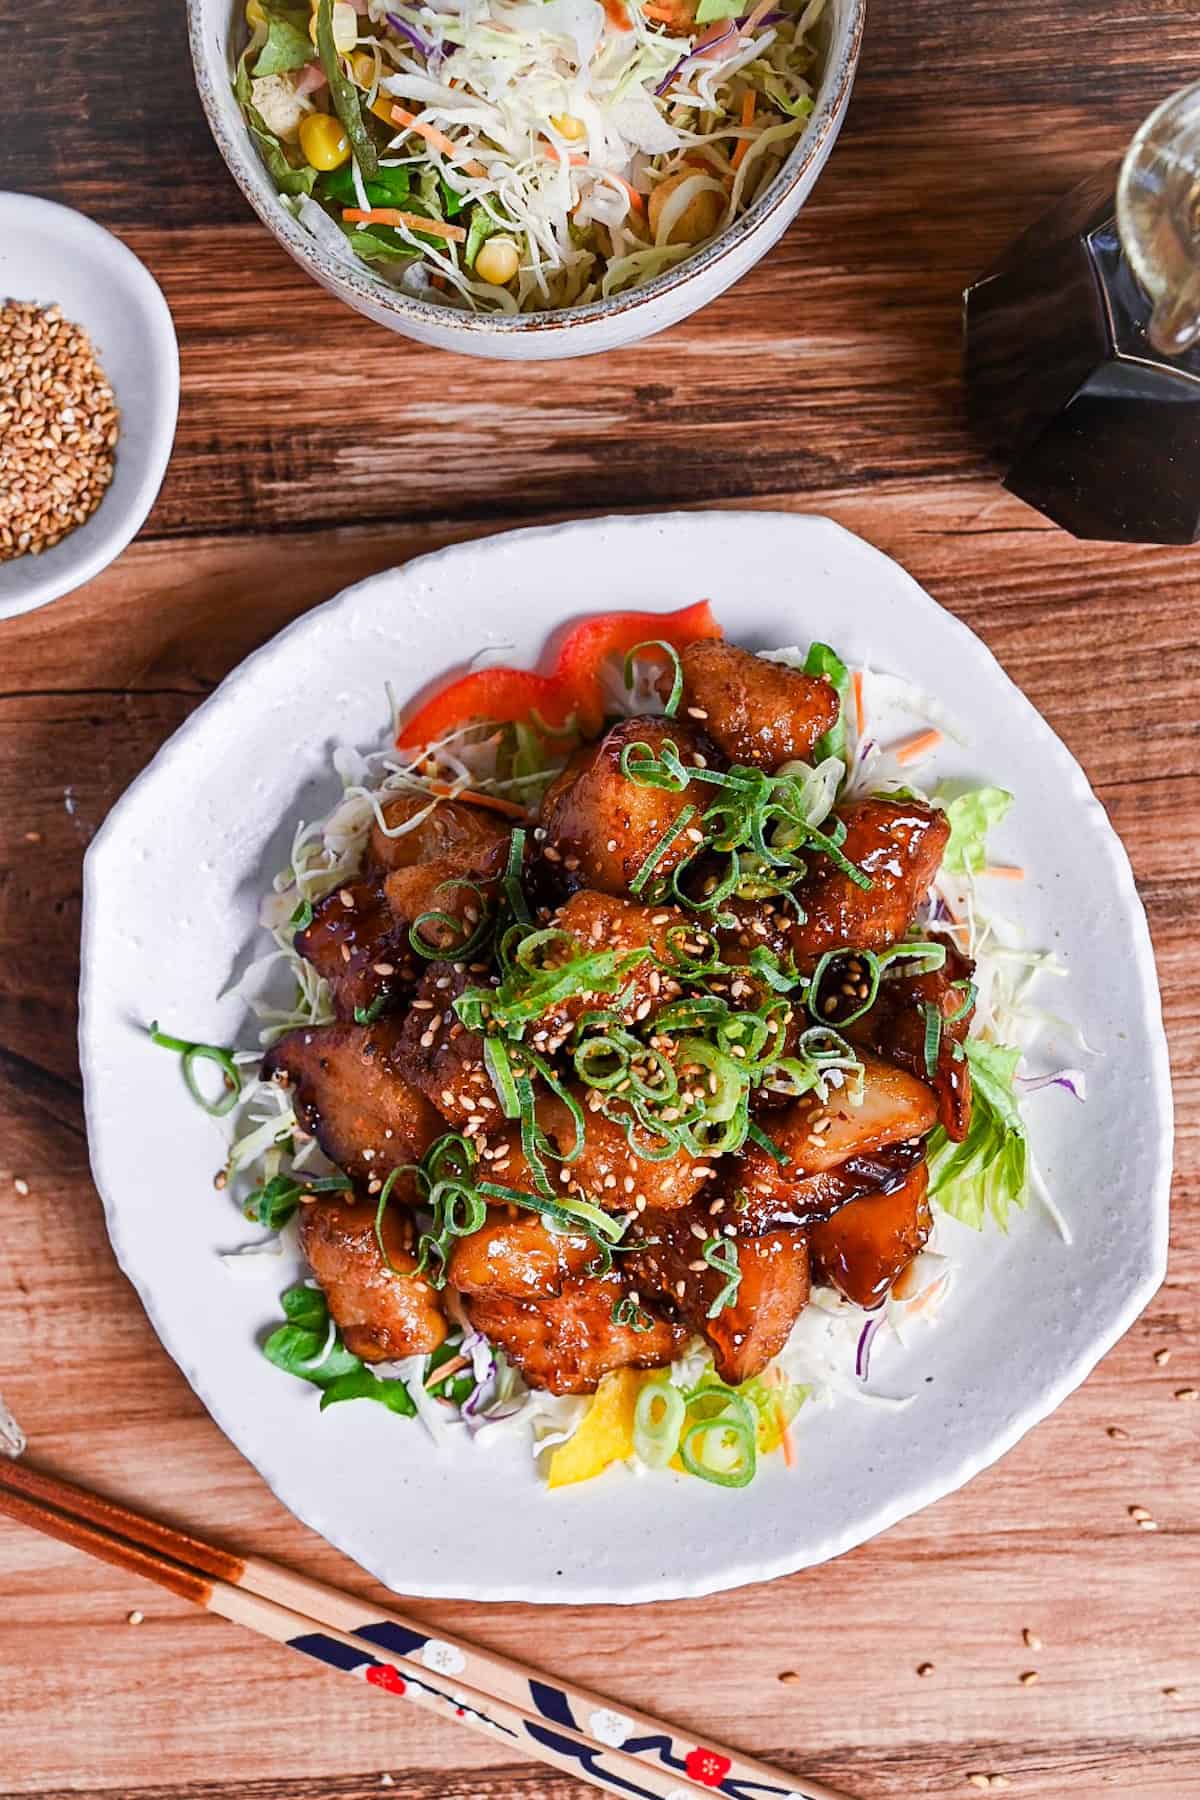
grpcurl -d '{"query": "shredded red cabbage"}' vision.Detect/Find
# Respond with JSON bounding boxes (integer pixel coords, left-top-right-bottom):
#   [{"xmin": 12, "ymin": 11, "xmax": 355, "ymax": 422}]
[
  {"xmin": 385, "ymin": 10, "xmax": 433, "ymax": 55},
  {"xmin": 855, "ymin": 1310, "xmax": 885, "ymax": 1381},
  {"xmin": 1016, "ymin": 1069, "xmax": 1087, "ymax": 1101}
]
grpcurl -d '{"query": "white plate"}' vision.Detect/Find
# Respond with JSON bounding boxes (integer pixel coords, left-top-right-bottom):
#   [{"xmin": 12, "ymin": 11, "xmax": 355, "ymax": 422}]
[
  {"xmin": 79, "ymin": 512, "xmax": 1172, "ymax": 1604},
  {"xmin": 0, "ymin": 193, "xmax": 179, "ymax": 621}
]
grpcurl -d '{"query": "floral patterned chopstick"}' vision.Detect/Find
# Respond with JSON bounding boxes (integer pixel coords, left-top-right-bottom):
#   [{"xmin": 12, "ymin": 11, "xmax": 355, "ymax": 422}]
[{"xmin": 0, "ymin": 1457, "xmax": 847, "ymax": 1800}]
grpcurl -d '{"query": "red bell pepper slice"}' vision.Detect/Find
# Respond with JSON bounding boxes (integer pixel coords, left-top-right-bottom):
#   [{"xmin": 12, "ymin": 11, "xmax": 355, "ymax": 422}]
[
  {"xmin": 394, "ymin": 600, "xmax": 723, "ymax": 749},
  {"xmin": 395, "ymin": 666, "xmax": 573, "ymax": 750},
  {"xmin": 552, "ymin": 599, "xmax": 722, "ymax": 735}
]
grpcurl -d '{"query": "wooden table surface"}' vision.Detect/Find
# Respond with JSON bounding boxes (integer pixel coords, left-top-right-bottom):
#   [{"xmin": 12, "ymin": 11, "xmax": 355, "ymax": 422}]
[{"xmin": 3, "ymin": 0, "xmax": 1199, "ymax": 1795}]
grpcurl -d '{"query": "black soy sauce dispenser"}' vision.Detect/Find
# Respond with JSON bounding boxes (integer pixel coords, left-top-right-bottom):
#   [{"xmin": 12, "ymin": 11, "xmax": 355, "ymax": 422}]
[{"xmin": 963, "ymin": 80, "xmax": 1200, "ymax": 545}]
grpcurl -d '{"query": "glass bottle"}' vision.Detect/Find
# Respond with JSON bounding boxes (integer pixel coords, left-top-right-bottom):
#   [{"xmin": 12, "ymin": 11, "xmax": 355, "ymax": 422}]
[{"xmin": 963, "ymin": 80, "xmax": 1200, "ymax": 545}]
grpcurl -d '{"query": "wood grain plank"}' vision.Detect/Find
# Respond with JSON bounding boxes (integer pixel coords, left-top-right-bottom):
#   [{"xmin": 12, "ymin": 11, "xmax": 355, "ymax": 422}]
[{"xmin": 4, "ymin": 0, "xmax": 1200, "ymax": 1793}]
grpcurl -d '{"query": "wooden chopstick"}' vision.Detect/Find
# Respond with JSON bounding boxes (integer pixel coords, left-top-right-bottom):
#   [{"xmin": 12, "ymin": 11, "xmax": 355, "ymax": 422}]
[{"xmin": 0, "ymin": 1459, "xmax": 847, "ymax": 1800}]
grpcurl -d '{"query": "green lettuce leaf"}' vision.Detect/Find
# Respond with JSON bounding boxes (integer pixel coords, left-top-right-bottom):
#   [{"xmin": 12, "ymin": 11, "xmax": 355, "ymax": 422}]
[
  {"xmin": 244, "ymin": 102, "xmax": 319, "ymax": 196},
  {"xmin": 263, "ymin": 1283, "xmax": 416, "ymax": 1416},
  {"xmin": 937, "ymin": 784, "xmax": 1014, "ymax": 876},
  {"xmin": 695, "ymin": 0, "xmax": 745, "ymax": 20},
  {"xmin": 803, "ymin": 640, "xmax": 853, "ymax": 767},
  {"xmin": 252, "ymin": 14, "xmax": 314, "ymax": 77},
  {"xmin": 927, "ymin": 1039, "xmax": 1027, "ymax": 1230}
]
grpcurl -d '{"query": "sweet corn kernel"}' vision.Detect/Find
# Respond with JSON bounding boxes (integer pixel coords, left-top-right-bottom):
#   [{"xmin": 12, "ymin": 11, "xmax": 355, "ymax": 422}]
[
  {"xmin": 550, "ymin": 112, "xmax": 586, "ymax": 141},
  {"xmin": 309, "ymin": 0, "xmax": 358, "ymax": 50},
  {"xmin": 475, "ymin": 236, "xmax": 520, "ymax": 285},
  {"xmin": 298, "ymin": 110, "xmax": 351, "ymax": 170},
  {"xmin": 348, "ymin": 49, "xmax": 376, "ymax": 86},
  {"xmin": 371, "ymin": 93, "xmax": 399, "ymax": 124}
]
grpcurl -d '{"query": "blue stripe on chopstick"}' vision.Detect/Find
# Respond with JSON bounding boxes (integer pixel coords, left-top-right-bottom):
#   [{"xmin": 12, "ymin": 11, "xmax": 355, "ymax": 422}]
[
  {"xmin": 523, "ymin": 1723, "xmax": 665, "ymax": 1798},
  {"xmin": 290, "ymin": 1630, "xmax": 372, "ymax": 1673},
  {"xmin": 529, "ymin": 1677, "xmax": 578, "ymax": 1729},
  {"xmin": 354, "ymin": 1619, "xmax": 429, "ymax": 1659}
]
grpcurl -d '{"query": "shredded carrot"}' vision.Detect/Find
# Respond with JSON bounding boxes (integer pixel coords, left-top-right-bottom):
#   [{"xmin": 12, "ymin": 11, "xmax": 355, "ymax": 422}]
[
  {"xmin": 427, "ymin": 780, "xmax": 531, "ymax": 820},
  {"xmin": 642, "ymin": 1, "xmax": 687, "ymax": 18},
  {"xmin": 980, "ymin": 863, "xmax": 1026, "ymax": 881},
  {"xmin": 541, "ymin": 139, "xmax": 587, "ymax": 167},
  {"xmin": 606, "ymin": 172, "xmax": 647, "ymax": 214},
  {"xmin": 779, "ymin": 1412, "xmax": 796, "ymax": 1468},
  {"xmin": 852, "ymin": 668, "xmax": 865, "ymax": 738},
  {"xmin": 342, "ymin": 207, "xmax": 467, "ymax": 243},
  {"xmin": 731, "ymin": 91, "xmax": 756, "ymax": 170},
  {"xmin": 892, "ymin": 727, "xmax": 944, "ymax": 766},
  {"xmin": 389, "ymin": 105, "xmax": 486, "ymax": 177}
]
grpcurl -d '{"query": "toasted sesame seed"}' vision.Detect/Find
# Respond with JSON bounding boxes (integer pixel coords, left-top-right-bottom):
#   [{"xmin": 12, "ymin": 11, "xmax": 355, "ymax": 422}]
[
  {"xmin": 967, "ymin": 1777, "xmax": 991, "ymax": 1791},
  {"xmin": 1019, "ymin": 1670, "xmax": 1039, "ymax": 1687},
  {"xmin": 1129, "ymin": 1505, "xmax": 1153, "ymax": 1521},
  {"xmin": 1163, "ymin": 1686, "xmax": 1179, "ymax": 1698},
  {"xmin": 126, "ymin": 1610, "xmax": 144, "ymax": 1625},
  {"xmin": 0, "ymin": 300, "xmax": 120, "ymax": 562},
  {"xmin": 338, "ymin": 888, "xmax": 355, "ymax": 908},
  {"xmin": 420, "ymin": 1029, "xmax": 436, "ymax": 1048},
  {"xmin": 1174, "ymin": 1387, "xmax": 1199, "ymax": 1401},
  {"xmin": 1107, "ymin": 1425, "xmax": 1129, "ymax": 1440},
  {"xmin": 777, "ymin": 1669, "xmax": 801, "ymax": 1685},
  {"xmin": 916, "ymin": 1662, "xmax": 935, "ymax": 1677},
  {"xmin": 606, "ymin": 838, "xmax": 618, "ymax": 852},
  {"xmin": 13, "ymin": 1177, "xmax": 29, "ymax": 1196},
  {"xmin": 675, "ymin": 1279, "xmax": 687, "ymax": 1298},
  {"xmin": 340, "ymin": 943, "xmax": 352, "ymax": 963},
  {"xmin": 1022, "ymin": 1628, "xmax": 1042, "ymax": 1651},
  {"xmin": 1155, "ymin": 1347, "xmax": 1172, "ymax": 1366},
  {"xmin": 372, "ymin": 962, "xmax": 395, "ymax": 976},
  {"xmin": 412, "ymin": 998, "xmax": 433, "ymax": 1009},
  {"xmin": 542, "ymin": 845, "xmax": 561, "ymax": 862}
]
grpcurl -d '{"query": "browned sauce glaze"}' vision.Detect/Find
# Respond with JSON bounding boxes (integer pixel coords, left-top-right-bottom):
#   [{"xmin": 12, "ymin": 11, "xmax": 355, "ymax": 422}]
[
  {"xmin": 668, "ymin": 638, "xmax": 840, "ymax": 770},
  {"xmin": 270, "ymin": 643, "xmax": 971, "ymax": 1402}
]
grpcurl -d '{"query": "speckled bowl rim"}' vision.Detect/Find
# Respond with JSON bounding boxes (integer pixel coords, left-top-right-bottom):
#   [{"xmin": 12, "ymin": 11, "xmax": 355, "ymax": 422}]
[{"xmin": 186, "ymin": 0, "xmax": 866, "ymax": 339}]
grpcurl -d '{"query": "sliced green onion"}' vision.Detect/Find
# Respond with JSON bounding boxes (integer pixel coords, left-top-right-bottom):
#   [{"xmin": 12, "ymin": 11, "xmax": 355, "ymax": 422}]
[
  {"xmin": 942, "ymin": 980, "xmax": 978, "ymax": 1026},
  {"xmin": 702, "ymin": 1235, "xmax": 743, "ymax": 1317},
  {"xmin": 149, "ymin": 1022, "xmax": 242, "ymax": 1118},
  {"xmin": 290, "ymin": 897, "xmax": 314, "ymax": 932},
  {"xmin": 409, "ymin": 879, "xmax": 492, "ymax": 960},
  {"xmin": 483, "ymin": 1035, "xmax": 521, "ymax": 1119},
  {"xmin": 353, "ymin": 994, "xmax": 388, "ymax": 1025},
  {"xmin": 622, "ymin": 639, "xmax": 684, "ymax": 718},
  {"xmin": 611, "ymin": 1294, "xmax": 656, "ymax": 1333},
  {"xmin": 244, "ymin": 1170, "xmax": 351, "ymax": 1229},
  {"xmin": 374, "ymin": 1165, "xmax": 410, "ymax": 1274},
  {"xmin": 628, "ymin": 804, "xmax": 697, "ymax": 898},
  {"xmin": 807, "ymin": 947, "xmax": 882, "ymax": 1026},
  {"xmin": 633, "ymin": 1378, "xmax": 686, "ymax": 1468},
  {"xmin": 502, "ymin": 826, "xmax": 531, "ymax": 926},
  {"xmin": 476, "ymin": 1180, "xmax": 624, "ymax": 1245},
  {"xmin": 923, "ymin": 1002, "xmax": 943, "ymax": 1076},
  {"xmin": 746, "ymin": 1120, "xmax": 790, "ymax": 1165},
  {"xmin": 618, "ymin": 738, "xmax": 692, "ymax": 792},
  {"xmin": 679, "ymin": 1384, "xmax": 757, "ymax": 1487}
]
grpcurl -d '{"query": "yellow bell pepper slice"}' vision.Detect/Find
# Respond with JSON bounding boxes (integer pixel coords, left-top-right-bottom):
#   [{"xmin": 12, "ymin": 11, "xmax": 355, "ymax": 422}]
[{"xmin": 546, "ymin": 1368, "xmax": 643, "ymax": 1489}]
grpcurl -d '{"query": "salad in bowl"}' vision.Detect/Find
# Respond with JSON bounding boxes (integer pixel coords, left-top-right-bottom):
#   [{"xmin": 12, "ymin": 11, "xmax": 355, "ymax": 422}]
[
  {"xmin": 154, "ymin": 602, "xmax": 1074, "ymax": 1493},
  {"xmin": 232, "ymin": 0, "xmax": 829, "ymax": 312}
]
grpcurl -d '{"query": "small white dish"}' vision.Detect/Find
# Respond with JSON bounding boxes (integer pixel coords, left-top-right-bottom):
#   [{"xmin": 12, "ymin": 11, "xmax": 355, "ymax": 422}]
[
  {"xmin": 187, "ymin": 0, "xmax": 864, "ymax": 360},
  {"xmin": 79, "ymin": 512, "xmax": 1172, "ymax": 1604},
  {"xmin": 0, "ymin": 194, "xmax": 179, "ymax": 622}
]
